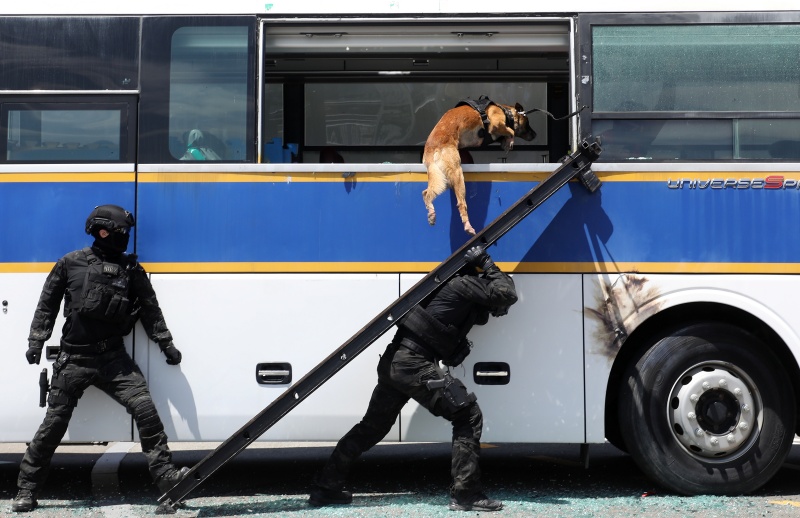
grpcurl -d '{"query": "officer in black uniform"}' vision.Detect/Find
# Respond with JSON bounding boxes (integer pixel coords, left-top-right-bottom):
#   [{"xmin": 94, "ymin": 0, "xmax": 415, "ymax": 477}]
[
  {"xmin": 12, "ymin": 205, "xmax": 188, "ymax": 513},
  {"xmin": 309, "ymin": 245, "xmax": 518, "ymax": 512}
]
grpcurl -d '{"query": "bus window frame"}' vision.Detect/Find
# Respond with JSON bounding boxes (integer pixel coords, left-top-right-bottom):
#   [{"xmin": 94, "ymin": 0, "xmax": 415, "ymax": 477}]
[
  {"xmin": 259, "ymin": 18, "xmax": 574, "ymax": 164},
  {"xmin": 0, "ymin": 95, "xmax": 137, "ymax": 164},
  {"xmin": 139, "ymin": 16, "xmax": 257, "ymax": 164},
  {"xmin": 577, "ymin": 12, "xmax": 800, "ymax": 161}
]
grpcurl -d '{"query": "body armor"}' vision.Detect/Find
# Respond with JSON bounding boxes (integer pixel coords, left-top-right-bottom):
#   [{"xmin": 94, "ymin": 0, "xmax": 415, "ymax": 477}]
[{"xmin": 70, "ymin": 248, "xmax": 138, "ymax": 330}]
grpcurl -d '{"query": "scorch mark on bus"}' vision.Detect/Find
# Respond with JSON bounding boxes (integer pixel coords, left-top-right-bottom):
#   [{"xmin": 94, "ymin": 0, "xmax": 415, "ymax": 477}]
[{"xmin": 586, "ymin": 273, "xmax": 662, "ymax": 359}]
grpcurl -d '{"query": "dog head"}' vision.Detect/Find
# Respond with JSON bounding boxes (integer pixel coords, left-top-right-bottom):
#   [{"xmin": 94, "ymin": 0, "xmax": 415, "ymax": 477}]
[{"xmin": 512, "ymin": 103, "xmax": 536, "ymax": 142}]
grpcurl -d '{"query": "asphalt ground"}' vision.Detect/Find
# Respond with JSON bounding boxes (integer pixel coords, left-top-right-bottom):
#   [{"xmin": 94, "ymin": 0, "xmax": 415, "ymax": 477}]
[{"xmin": 3, "ymin": 440, "xmax": 800, "ymax": 517}]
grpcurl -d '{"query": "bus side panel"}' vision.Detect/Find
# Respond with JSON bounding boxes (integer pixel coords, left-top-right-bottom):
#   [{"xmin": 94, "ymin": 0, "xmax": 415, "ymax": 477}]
[
  {"xmin": 0, "ymin": 177, "xmax": 136, "ymax": 442},
  {"xmin": 146, "ymin": 273, "xmax": 400, "ymax": 441},
  {"xmin": 399, "ymin": 273, "xmax": 586, "ymax": 443},
  {"xmin": 0, "ymin": 275, "xmax": 130, "ymax": 442}
]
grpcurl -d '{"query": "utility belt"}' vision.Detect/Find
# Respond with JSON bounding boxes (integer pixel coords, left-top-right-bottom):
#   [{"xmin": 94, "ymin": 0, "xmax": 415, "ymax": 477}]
[
  {"xmin": 60, "ymin": 336, "xmax": 124, "ymax": 354},
  {"xmin": 397, "ymin": 337, "xmax": 438, "ymax": 362}
]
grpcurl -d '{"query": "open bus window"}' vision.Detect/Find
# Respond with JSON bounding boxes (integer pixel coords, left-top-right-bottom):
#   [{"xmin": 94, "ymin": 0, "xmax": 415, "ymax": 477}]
[
  {"xmin": 3, "ymin": 103, "xmax": 130, "ymax": 162},
  {"xmin": 262, "ymin": 22, "xmax": 569, "ymax": 164}
]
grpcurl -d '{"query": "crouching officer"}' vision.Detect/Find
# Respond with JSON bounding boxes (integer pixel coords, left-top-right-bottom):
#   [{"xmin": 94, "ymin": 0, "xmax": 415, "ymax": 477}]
[
  {"xmin": 309, "ymin": 245, "xmax": 518, "ymax": 512},
  {"xmin": 12, "ymin": 204, "xmax": 188, "ymax": 513}
]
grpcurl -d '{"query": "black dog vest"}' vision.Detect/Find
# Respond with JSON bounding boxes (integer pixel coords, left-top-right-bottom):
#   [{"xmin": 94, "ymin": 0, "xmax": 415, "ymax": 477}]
[{"xmin": 455, "ymin": 95, "xmax": 515, "ymax": 145}]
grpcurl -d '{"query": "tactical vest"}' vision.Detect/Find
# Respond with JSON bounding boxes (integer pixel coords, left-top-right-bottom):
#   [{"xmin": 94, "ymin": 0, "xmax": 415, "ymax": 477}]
[
  {"xmin": 69, "ymin": 247, "xmax": 137, "ymax": 329},
  {"xmin": 396, "ymin": 302, "xmax": 486, "ymax": 365}
]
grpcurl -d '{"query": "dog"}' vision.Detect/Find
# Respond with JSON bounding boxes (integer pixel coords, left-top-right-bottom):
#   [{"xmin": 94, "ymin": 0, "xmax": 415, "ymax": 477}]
[{"xmin": 422, "ymin": 97, "xmax": 536, "ymax": 235}]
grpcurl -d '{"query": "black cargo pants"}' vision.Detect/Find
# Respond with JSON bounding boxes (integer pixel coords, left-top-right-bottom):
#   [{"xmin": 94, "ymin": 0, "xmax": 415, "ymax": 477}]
[
  {"xmin": 316, "ymin": 341, "xmax": 484, "ymax": 495},
  {"xmin": 17, "ymin": 348, "xmax": 175, "ymax": 491}
]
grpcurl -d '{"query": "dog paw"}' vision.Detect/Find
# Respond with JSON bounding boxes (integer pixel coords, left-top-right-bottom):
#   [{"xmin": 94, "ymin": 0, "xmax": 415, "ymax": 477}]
[
  {"xmin": 464, "ymin": 224, "xmax": 476, "ymax": 235},
  {"xmin": 428, "ymin": 213, "xmax": 437, "ymax": 226}
]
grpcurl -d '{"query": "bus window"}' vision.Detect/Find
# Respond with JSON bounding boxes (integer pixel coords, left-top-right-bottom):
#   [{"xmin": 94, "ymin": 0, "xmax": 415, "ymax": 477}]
[
  {"xmin": 0, "ymin": 17, "xmax": 138, "ymax": 91},
  {"xmin": 593, "ymin": 120, "xmax": 734, "ymax": 161},
  {"xmin": 169, "ymin": 26, "xmax": 249, "ymax": 161},
  {"xmin": 1, "ymin": 99, "xmax": 134, "ymax": 163},
  {"xmin": 139, "ymin": 17, "xmax": 255, "ymax": 163},
  {"xmin": 586, "ymin": 23, "xmax": 800, "ymax": 161},
  {"xmin": 263, "ymin": 22, "xmax": 569, "ymax": 164}
]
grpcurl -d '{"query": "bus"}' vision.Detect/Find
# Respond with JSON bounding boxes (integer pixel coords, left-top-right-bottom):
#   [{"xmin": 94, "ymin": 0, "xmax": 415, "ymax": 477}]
[{"xmin": 2, "ymin": 1, "xmax": 800, "ymax": 497}]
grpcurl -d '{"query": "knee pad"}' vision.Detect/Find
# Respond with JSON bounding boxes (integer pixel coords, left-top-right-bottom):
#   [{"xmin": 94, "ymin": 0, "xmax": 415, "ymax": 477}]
[
  {"xmin": 130, "ymin": 395, "xmax": 164, "ymax": 439},
  {"xmin": 452, "ymin": 402, "xmax": 483, "ymax": 441}
]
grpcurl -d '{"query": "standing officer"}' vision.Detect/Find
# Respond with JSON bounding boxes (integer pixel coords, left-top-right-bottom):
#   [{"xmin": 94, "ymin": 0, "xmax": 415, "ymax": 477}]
[
  {"xmin": 12, "ymin": 204, "xmax": 188, "ymax": 513},
  {"xmin": 309, "ymin": 245, "xmax": 518, "ymax": 512}
]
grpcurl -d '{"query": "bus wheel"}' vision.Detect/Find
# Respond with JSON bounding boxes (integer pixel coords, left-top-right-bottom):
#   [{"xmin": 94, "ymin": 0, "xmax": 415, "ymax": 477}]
[{"xmin": 618, "ymin": 323, "xmax": 795, "ymax": 495}]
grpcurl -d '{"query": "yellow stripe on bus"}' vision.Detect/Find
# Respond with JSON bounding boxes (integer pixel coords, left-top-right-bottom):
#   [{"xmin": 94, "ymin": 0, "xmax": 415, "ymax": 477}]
[
  {"xmin": 5, "ymin": 171, "xmax": 800, "ymax": 184},
  {"xmin": 0, "ymin": 173, "xmax": 135, "ymax": 182},
  {"xmin": 135, "ymin": 172, "xmax": 547, "ymax": 183},
  {"xmin": 3, "ymin": 261, "xmax": 800, "ymax": 274}
]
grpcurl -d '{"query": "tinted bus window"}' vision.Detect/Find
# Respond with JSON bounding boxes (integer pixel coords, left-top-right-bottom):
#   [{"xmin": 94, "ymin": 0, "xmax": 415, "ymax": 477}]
[
  {"xmin": 588, "ymin": 23, "xmax": 800, "ymax": 160},
  {"xmin": 0, "ymin": 17, "xmax": 138, "ymax": 91},
  {"xmin": 593, "ymin": 25, "xmax": 800, "ymax": 113},
  {"xmin": 169, "ymin": 26, "xmax": 250, "ymax": 161},
  {"xmin": 1, "ymin": 99, "xmax": 134, "ymax": 162},
  {"xmin": 140, "ymin": 17, "xmax": 255, "ymax": 163}
]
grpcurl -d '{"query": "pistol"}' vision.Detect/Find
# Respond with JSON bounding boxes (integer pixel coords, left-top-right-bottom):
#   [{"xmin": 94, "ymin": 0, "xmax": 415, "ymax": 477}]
[
  {"xmin": 39, "ymin": 368, "xmax": 50, "ymax": 408},
  {"xmin": 425, "ymin": 378, "xmax": 446, "ymax": 390}
]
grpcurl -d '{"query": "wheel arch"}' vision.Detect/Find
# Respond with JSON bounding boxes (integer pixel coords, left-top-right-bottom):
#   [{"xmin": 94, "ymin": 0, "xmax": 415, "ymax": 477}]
[{"xmin": 604, "ymin": 301, "xmax": 800, "ymax": 451}]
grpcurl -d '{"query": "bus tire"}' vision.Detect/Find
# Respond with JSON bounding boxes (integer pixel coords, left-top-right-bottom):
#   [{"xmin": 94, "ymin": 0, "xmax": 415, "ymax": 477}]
[{"xmin": 618, "ymin": 323, "xmax": 795, "ymax": 495}]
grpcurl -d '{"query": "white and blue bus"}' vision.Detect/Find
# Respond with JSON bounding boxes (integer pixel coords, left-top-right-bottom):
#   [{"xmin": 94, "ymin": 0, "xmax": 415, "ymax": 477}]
[{"xmin": 2, "ymin": 1, "xmax": 800, "ymax": 495}]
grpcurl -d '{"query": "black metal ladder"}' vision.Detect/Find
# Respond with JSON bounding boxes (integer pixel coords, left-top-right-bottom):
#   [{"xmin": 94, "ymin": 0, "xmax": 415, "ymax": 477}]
[{"xmin": 159, "ymin": 139, "xmax": 602, "ymax": 510}]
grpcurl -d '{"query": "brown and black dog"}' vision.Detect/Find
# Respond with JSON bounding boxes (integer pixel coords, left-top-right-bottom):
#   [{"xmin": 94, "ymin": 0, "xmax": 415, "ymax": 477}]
[{"xmin": 422, "ymin": 98, "xmax": 536, "ymax": 235}]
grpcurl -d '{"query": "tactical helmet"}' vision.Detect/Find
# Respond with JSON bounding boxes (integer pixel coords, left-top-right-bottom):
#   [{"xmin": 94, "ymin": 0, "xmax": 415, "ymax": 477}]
[{"xmin": 85, "ymin": 204, "xmax": 135, "ymax": 235}]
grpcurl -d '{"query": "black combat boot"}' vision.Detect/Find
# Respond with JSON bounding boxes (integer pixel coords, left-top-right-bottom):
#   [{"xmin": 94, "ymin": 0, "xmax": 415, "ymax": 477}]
[
  {"xmin": 11, "ymin": 489, "xmax": 38, "ymax": 513},
  {"xmin": 309, "ymin": 450, "xmax": 354, "ymax": 506},
  {"xmin": 308, "ymin": 485, "xmax": 353, "ymax": 507},
  {"xmin": 156, "ymin": 466, "xmax": 190, "ymax": 494},
  {"xmin": 449, "ymin": 490, "xmax": 503, "ymax": 512}
]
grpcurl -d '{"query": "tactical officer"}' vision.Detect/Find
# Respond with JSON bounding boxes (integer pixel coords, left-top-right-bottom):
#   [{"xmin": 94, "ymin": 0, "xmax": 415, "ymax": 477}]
[
  {"xmin": 309, "ymin": 245, "xmax": 518, "ymax": 512},
  {"xmin": 12, "ymin": 205, "xmax": 188, "ymax": 513}
]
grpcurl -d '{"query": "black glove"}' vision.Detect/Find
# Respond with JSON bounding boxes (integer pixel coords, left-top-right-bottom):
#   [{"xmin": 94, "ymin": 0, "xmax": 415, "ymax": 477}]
[
  {"xmin": 464, "ymin": 245, "xmax": 494, "ymax": 271},
  {"xmin": 160, "ymin": 342, "xmax": 182, "ymax": 365},
  {"xmin": 25, "ymin": 345, "xmax": 43, "ymax": 365}
]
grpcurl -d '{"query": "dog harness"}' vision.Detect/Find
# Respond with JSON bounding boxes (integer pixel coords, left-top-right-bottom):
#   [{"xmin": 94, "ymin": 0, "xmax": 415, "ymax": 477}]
[{"xmin": 455, "ymin": 95, "xmax": 516, "ymax": 145}]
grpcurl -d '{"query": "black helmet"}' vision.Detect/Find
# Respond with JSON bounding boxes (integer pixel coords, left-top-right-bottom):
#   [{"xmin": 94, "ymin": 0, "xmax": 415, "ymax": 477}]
[{"xmin": 85, "ymin": 204, "xmax": 135, "ymax": 235}]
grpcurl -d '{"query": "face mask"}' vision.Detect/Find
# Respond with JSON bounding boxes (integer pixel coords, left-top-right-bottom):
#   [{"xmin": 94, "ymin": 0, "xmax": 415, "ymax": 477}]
[{"xmin": 95, "ymin": 231, "xmax": 130, "ymax": 254}]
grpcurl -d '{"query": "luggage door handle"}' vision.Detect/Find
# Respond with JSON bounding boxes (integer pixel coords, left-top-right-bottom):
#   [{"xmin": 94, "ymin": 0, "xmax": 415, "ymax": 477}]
[
  {"xmin": 473, "ymin": 362, "xmax": 510, "ymax": 385},
  {"xmin": 256, "ymin": 362, "xmax": 292, "ymax": 385}
]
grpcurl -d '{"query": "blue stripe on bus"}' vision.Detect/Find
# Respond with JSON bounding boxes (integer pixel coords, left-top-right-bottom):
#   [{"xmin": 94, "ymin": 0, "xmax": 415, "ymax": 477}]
[
  {"xmin": 3, "ymin": 178, "xmax": 799, "ymax": 266},
  {"xmin": 0, "ymin": 182, "xmax": 135, "ymax": 263},
  {"xmin": 135, "ymin": 178, "xmax": 800, "ymax": 265}
]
